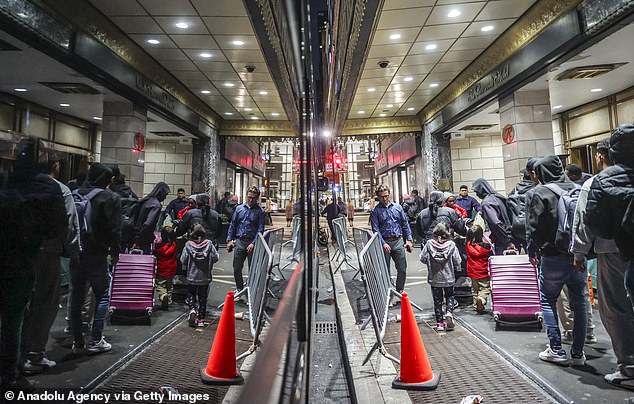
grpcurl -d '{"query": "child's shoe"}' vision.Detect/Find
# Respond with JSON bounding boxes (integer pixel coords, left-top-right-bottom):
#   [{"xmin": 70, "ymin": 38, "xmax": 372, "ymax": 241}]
[
  {"xmin": 188, "ymin": 308, "xmax": 197, "ymax": 327},
  {"xmin": 445, "ymin": 313, "xmax": 455, "ymax": 330},
  {"xmin": 161, "ymin": 294, "xmax": 169, "ymax": 310},
  {"xmin": 196, "ymin": 319, "xmax": 204, "ymax": 328},
  {"xmin": 539, "ymin": 346, "xmax": 568, "ymax": 365},
  {"xmin": 436, "ymin": 322, "xmax": 446, "ymax": 332},
  {"xmin": 475, "ymin": 296, "xmax": 485, "ymax": 313}
]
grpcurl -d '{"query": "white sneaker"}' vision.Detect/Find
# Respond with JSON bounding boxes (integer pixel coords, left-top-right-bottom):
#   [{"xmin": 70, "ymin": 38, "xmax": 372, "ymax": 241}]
[
  {"xmin": 604, "ymin": 369, "xmax": 634, "ymax": 387},
  {"xmin": 86, "ymin": 337, "xmax": 112, "ymax": 354},
  {"xmin": 539, "ymin": 346, "xmax": 568, "ymax": 365},
  {"xmin": 445, "ymin": 313, "xmax": 455, "ymax": 330},
  {"xmin": 188, "ymin": 308, "xmax": 197, "ymax": 327}
]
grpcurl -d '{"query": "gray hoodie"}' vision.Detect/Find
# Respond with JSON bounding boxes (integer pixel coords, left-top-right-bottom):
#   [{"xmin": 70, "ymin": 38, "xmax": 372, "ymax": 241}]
[
  {"xmin": 420, "ymin": 238, "xmax": 461, "ymax": 288},
  {"xmin": 180, "ymin": 239, "xmax": 219, "ymax": 285}
]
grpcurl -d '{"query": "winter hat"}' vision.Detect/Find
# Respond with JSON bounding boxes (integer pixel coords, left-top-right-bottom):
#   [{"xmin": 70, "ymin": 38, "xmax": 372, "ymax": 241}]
[{"xmin": 609, "ymin": 124, "xmax": 634, "ymax": 166}]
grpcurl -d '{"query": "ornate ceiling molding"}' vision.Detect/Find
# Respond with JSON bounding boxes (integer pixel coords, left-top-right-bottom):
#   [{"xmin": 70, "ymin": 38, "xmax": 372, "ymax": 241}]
[
  {"xmin": 220, "ymin": 120, "xmax": 295, "ymax": 137},
  {"xmin": 341, "ymin": 117, "xmax": 422, "ymax": 136},
  {"xmin": 419, "ymin": 0, "xmax": 582, "ymax": 123},
  {"xmin": 40, "ymin": 0, "xmax": 221, "ymax": 129}
]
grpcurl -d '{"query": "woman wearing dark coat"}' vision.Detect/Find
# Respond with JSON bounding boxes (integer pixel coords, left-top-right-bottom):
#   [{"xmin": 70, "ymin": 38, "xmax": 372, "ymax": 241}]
[{"xmin": 135, "ymin": 182, "xmax": 171, "ymax": 254}]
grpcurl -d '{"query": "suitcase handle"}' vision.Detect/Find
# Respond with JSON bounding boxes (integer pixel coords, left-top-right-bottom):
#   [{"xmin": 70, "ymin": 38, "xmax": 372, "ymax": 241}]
[
  {"xmin": 129, "ymin": 249, "xmax": 144, "ymax": 255},
  {"xmin": 502, "ymin": 249, "xmax": 519, "ymax": 255}
]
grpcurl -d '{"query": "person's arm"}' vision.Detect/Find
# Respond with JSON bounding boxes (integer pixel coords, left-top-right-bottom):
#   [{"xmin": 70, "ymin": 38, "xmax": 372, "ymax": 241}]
[
  {"xmin": 257, "ymin": 209, "xmax": 265, "ymax": 234},
  {"xmin": 472, "ymin": 197, "xmax": 482, "ymax": 213},
  {"xmin": 226, "ymin": 208, "xmax": 239, "ymax": 242},
  {"xmin": 571, "ymin": 181, "xmax": 594, "ymax": 271},
  {"xmin": 370, "ymin": 209, "xmax": 385, "ymax": 246},
  {"xmin": 526, "ymin": 191, "xmax": 544, "ymax": 260},
  {"xmin": 482, "ymin": 202, "xmax": 511, "ymax": 248},
  {"xmin": 451, "ymin": 243, "xmax": 462, "ymax": 270},
  {"xmin": 419, "ymin": 242, "xmax": 429, "ymax": 264}
]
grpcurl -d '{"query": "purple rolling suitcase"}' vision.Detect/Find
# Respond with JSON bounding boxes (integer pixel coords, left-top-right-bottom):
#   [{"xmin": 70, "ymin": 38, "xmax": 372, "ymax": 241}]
[
  {"xmin": 109, "ymin": 250, "xmax": 155, "ymax": 324},
  {"xmin": 489, "ymin": 252, "xmax": 543, "ymax": 330}
]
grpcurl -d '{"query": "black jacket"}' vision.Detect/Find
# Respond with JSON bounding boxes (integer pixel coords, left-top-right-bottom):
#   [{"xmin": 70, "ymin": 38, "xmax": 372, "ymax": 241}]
[
  {"xmin": 417, "ymin": 192, "xmax": 466, "ymax": 244},
  {"xmin": 526, "ymin": 155, "xmax": 576, "ymax": 257},
  {"xmin": 472, "ymin": 178, "xmax": 513, "ymax": 249},
  {"xmin": 507, "ymin": 179, "xmax": 535, "ymax": 243}
]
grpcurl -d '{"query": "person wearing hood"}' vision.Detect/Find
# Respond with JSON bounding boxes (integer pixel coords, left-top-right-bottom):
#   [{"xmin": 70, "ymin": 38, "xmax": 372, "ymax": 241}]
[
  {"xmin": 176, "ymin": 194, "xmax": 220, "ymax": 242},
  {"xmin": 70, "ymin": 163, "xmax": 122, "ymax": 356},
  {"xmin": 420, "ymin": 222, "xmax": 461, "ymax": 331},
  {"xmin": 472, "ymin": 178, "xmax": 514, "ymax": 255},
  {"xmin": 134, "ymin": 181, "xmax": 170, "ymax": 254},
  {"xmin": 108, "ymin": 166, "xmax": 138, "ymax": 199},
  {"xmin": 527, "ymin": 155, "xmax": 587, "ymax": 367},
  {"xmin": 418, "ymin": 191, "xmax": 466, "ymax": 245},
  {"xmin": 181, "ymin": 223, "xmax": 219, "ymax": 328},
  {"xmin": 585, "ymin": 125, "xmax": 634, "ymax": 386},
  {"xmin": 444, "ymin": 192, "xmax": 467, "ymax": 219},
  {"xmin": 507, "ymin": 159, "xmax": 538, "ymax": 251}
]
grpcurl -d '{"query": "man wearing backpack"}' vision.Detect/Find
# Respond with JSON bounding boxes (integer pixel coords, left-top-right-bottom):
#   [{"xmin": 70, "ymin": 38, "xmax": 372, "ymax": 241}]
[
  {"xmin": 507, "ymin": 163, "xmax": 536, "ymax": 252},
  {"xmin": 586, "ymin": 125, "xmax": 634, "ymax": 387},
  {"xmin": 527, "ymin": 155, "xmax": 587, "ymax": 367},
  {"xmin": 70, "ymin": 163, "xmax": 121, "ymax": 355}
]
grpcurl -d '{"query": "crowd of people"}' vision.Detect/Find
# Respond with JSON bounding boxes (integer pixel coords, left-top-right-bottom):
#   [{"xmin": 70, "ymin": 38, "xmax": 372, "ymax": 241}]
[{"xmin": 369, "ymin": 124, "xmax": 633, "ymax": 388}]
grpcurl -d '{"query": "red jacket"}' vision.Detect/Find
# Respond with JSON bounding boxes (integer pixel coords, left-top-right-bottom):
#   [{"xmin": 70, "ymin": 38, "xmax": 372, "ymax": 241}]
[
  {"xmin": 154, "ymin": 241, "xmax": 177, "ymax": 278},
  {"xmin": 448, "ymin": 203, "xmax": 468, "ymax": 218},
  {"xmin": 466, "ymin": 241, "xmax": 491, "ymax": 279}
]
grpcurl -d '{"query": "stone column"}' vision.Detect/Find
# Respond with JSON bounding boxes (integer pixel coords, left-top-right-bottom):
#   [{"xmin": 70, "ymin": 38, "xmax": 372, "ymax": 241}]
[
  {"xmin": 101, "ymin": 101, "xmax": 147, "ymax": 196},
  {"xmin": 499, "ymin": 90, "xmax": 554, "ymax": 192},
  {"xmin": 422, "ymin": 128, "xmax": 453, "ymax": 197}
]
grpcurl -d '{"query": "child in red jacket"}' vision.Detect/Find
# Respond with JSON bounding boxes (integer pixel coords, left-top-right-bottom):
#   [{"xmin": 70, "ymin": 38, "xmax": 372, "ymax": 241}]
[
  {"xmin": 466, "ymin": 224, "xmax": 493, "ymax": 313},
  {"xmin": 154, "ymin": 224, "xmax": 178, "ymax": 310}
]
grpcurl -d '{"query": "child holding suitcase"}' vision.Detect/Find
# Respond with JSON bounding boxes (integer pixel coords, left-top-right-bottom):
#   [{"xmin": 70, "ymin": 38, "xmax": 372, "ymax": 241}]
[
  {"xmin": 154, "ymin": 223, "xmax": 178, "ymax": 310},
  {"xmin": 466, "ymin": 224, "xmax": 493, "ymax": 314},
  {"xmin": 181, "ymin": 223, "xmax": 219, "ymax": 327},
  {"xmin": 420, "ymin": 222, "xmax": 462, "ymax": 331}
]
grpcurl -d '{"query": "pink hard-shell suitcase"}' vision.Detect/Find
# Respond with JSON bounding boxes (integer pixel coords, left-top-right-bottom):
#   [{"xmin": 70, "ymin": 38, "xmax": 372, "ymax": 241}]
[
  {"xmin": 489, "ymin": 251, "xmax": 543, "ymax": 330},
  {"xmin": 109, "ymin": 250, "xmax": 155, "ymax": 324}
]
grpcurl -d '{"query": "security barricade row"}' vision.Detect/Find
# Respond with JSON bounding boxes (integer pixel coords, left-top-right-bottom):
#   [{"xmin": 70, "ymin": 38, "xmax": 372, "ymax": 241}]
[
  {"xmin": 332, "ymin": 217, "xmax": 359, "ymax": 276},
  {"xmin": 282, "ymin": 216, "xmax": 301, "ymax": 270},
  {"xmin": 264, "ymin": 228, "xmax": 285, "ymax": 280}
]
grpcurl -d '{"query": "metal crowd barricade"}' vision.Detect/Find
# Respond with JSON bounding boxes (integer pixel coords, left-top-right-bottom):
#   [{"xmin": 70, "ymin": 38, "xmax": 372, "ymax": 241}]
[
  {"xmin": 236, "ymin": 233, "xmax": 273, "ymax": 360},
  {"xmin": 281, "ymin": 216, "xmax": 301, "ymax": 270},
  {"xmin": 331, "ymin": 217, "xmax": 358, "ymax": 275},
  {"xmin": 352, "ymin": 227, "xmax": 372, "ymax": 274},
  {"xmin": 264, "ymin": 228, "xmax": 285, "ymax": 280}
]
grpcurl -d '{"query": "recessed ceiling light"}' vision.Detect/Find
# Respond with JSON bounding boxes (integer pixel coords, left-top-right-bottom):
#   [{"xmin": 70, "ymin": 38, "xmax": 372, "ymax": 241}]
[
  {"xmin": 481, "ymin": 25, "xmax": 494, "ymax": 32},
  {"xmin": 407, "ymin": 107, "xmax": 415, "ymax": 111},
  {"xmin": 59, "ymin": 103, "xmax": 70, "ymax": 107},
  {"xmin": 147, "ymin": 39, "xmax": 160, "ymax": 45},
  {"xmin": 404, "ymin": 77, "xmax": 413, "ymax": 82},
  {"xmin": 380, "ymin": 113, "xmax": 386, "ymax": 117},
  {"xmin": 200, "ymin": 90, "xmax": 211, "ymax": 94},
  {"xmin": 232, "ymin": 40, "xmax": 245, "ymax": 46},
  {"xmin": 425, "ymin": 44, "xmax": 437, "ymax": 51},
  {"xmin": 323, "ymin": 130, "xmax": 331, "ymax": 137},
  {"xmin": 429, "ymin": 83, "xmax": 439, "ymax": 88},
  {"xmin": 259, "ymin": 91, "xmax": 268, "ymax": 95},
  {"xmin": 175, "ymin": 22, "xmax": 189, "ymax": 29},
  {"xmin": 271, "ymin": 112, "xmax": 280, "ymax": 116},
  {"xmin": 553, "ymin": 105, "xmax": 563, "ymax": 109},
  {"xmin": 368, "ymin": 88, "xmax": 376, "ymax": 92},
  {"xmin": 590, "ymin": 88, "xmax": 603, "ymax": 92},
  {"xmin": 14, "ymin": 88, "xmax": 27, "ymax": 92},
  {"xmin": 92, "ymin": 116, "xmax": 102, "ymax": 121},
  {"xmin": 244, "ymin": 108, "xmax": 252, "ymax": 111},
  {"xmin": 224, "ymin": 82, "xmax": 235, "ymax": 87},
  {"xmin": 447, "ymin": 9, "xmax": 461, "ymax": 18},
  {"xmin": 225, "ymin": 112, "xmax": 234, "ymax": 115},
  {"xmin": 386, "ymin": 104, "xmax": 393, "ymax": 108},
  {"xmin": 199, "ymin": 52, "xmax": 212, "ymax": 58},
  {"xmin": 250, "ymin": 116, "xmax": 258, "ymax": 120},
  {"xmin": 389, "ymin": 34, "xmax": 401, "ymax": 40},
  {"xmin": 358, "ymin": 110, "xmax": 365, "ymax": 114}
]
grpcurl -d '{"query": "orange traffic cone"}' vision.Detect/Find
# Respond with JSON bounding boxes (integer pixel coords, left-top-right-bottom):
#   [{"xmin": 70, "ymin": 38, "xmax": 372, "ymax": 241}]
[
  {"xmin": 392, "ymin": 292, "xmax": 440, "ymax": 390},
  {"xmin": 200, "ymin": 290, "xmax": 244, "ymax": 385}
]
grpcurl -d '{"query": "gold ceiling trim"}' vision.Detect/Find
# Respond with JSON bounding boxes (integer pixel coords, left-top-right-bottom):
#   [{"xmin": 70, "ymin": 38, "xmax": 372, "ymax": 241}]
[
  {"xmin": 219, "ymin": 120, "xmax": 295, "ymax": 137},
  {"xmin": 342, "ymin": 117, "xmax": 422, "ymax": 136},
  {"xmin": 40, "ymin": 0, "xmax": 221, "ymax": 129},
  {"xmin": 419, "ymin": 0, "xmax": 582, "ymax": 122}
]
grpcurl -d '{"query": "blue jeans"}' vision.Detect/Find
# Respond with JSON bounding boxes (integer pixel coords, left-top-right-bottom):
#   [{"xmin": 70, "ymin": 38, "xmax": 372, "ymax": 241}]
[{"xmin": 539, "ymin": 254, "xmax": 587, "ymax": 353}]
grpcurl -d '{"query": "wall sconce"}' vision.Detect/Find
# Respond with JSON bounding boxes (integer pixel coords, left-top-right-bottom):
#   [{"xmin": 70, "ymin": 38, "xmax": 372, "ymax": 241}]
[{"xmin": 132, "ymin": 130, "xmax": 145, "ymax": 153}]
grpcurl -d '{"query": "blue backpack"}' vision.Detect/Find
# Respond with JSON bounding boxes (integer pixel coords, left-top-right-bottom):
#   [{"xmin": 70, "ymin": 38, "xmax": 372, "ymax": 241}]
[
  {"xmin": 72, "ymin": 188, "xmax": 103, "ymax": 250},
  {"xmin": 544, "ymin": 183, "xmax": 580, "ymax": 254}
]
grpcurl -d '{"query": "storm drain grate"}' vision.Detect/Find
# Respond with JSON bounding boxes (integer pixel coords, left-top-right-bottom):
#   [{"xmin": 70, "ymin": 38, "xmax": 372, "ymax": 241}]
[{"xmin": 314, "ymin": 321, "xmax": 338, "ymax": 334}]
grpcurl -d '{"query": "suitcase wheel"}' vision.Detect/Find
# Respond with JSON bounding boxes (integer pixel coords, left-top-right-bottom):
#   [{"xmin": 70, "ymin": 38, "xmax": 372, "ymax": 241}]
[
  {"xmin": 536, "ymin": 314, "xmax": 543, "ymax": 330},
  {"xmin": 493, "ymin": 313, "xmax": 500, "ymax": 331}
]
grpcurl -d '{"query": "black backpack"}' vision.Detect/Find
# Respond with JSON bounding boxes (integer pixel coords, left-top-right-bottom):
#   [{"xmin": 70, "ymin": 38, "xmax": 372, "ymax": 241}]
[
  {"xmin": 120, "ymin": 196, "xmax": 142, "ymax": 247},
  {"xmin": 72, "ymin": 188, "xmax": 103, "ymax": 250},
  {"xmin": 506, "ymin": 190, "xmax": 527, "ymax": 242},
  {"xmin": 544, "ymin": 183, "xmax": 580, "ymax": 255}
]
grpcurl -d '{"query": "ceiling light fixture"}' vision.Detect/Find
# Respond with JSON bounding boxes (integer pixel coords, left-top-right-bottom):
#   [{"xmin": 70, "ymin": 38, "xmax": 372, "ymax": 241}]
[
  {"xmin": 59, "ymin": 103, "xmax": 70, "ymax": 107},
  {"xmin": 250, "ymin": 116, "xmax": 258, "ymax": 120},
  {"xmin": 386, "ymin": 104, "xmax": 393, "ymax": 108},
  {"xmin": 271, "ymin": 112, "xmax": 280, "ymax": 116},
  {"xmin": 225, "ymin": 112, "xmax": 234, "ymax": 115},
  {"xmin": 14, "ymin": 88, "xmax": 27, "ymax": 92},
  {"xmin": 590, "ymin": 88, "xmax": 603, "ymax": 92},
  {"xmin": 358, "ymin": 110, "xmax": 365, "ymax": 114},
  {"xmin": 368, "ymin": 88, "xmax": 376, "ymax": 92},
  {"xmin": 93, "ymin": 116, "xmax": 102, "ymax": 121},
  {"xmin": 404, "ymin": 77, "xmax": 413, "ymax": 82},
  {"xmin": 259, "ymin": 91, "xmax": 268, "ymax": 95},
  {"xmin": 447, "ymin": 9, "xmax": 461, "ymax": 18},
  {"xmin": 199, "ymin": 52, "xmax": 212, "ymax": 58},
  {"xmin": 430, "ymin": 83, "xmax": 439, "ymax": 88},
  {"xmin": 200, "ymin": 90, "xmax": 211, "ymax": 94},
  {"xmin": 481, "ymin": 25, "xmax": 494, "ymax": 32},
  {"xmin": 147, "ymin": 39, "xmax": 160, "ymax": 44},
  {"xmin": 389, "ymin": 33, "xmax": 401, "ymax": 40},
  {"xmin": 407, "ymin": 107, "xmax": 415, "ymax": 111},
  {"xmin": 175, "ymin": 22, "xmax": 189, "ymax": 29},
  {"xmin": 224, "ymin": 82, "xmax": 235, "ymax": 87},
  {"xmin": 244, "ymin": 108, "xmax": 252, "ymax": 111},
  {"xmin": 553, "ymin": 105, "xmax": 563, "ymax": 109},
  {"xmin": 425, "ymin": 44, "xmax": 437, "ymax": 51},
  {"xmin": 380, "ymin": 113, "xmax": 386, "ymax": 117},
  {"xmin": 232, "ymin": 40, "xmax": 245, "ymax": 46}
]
